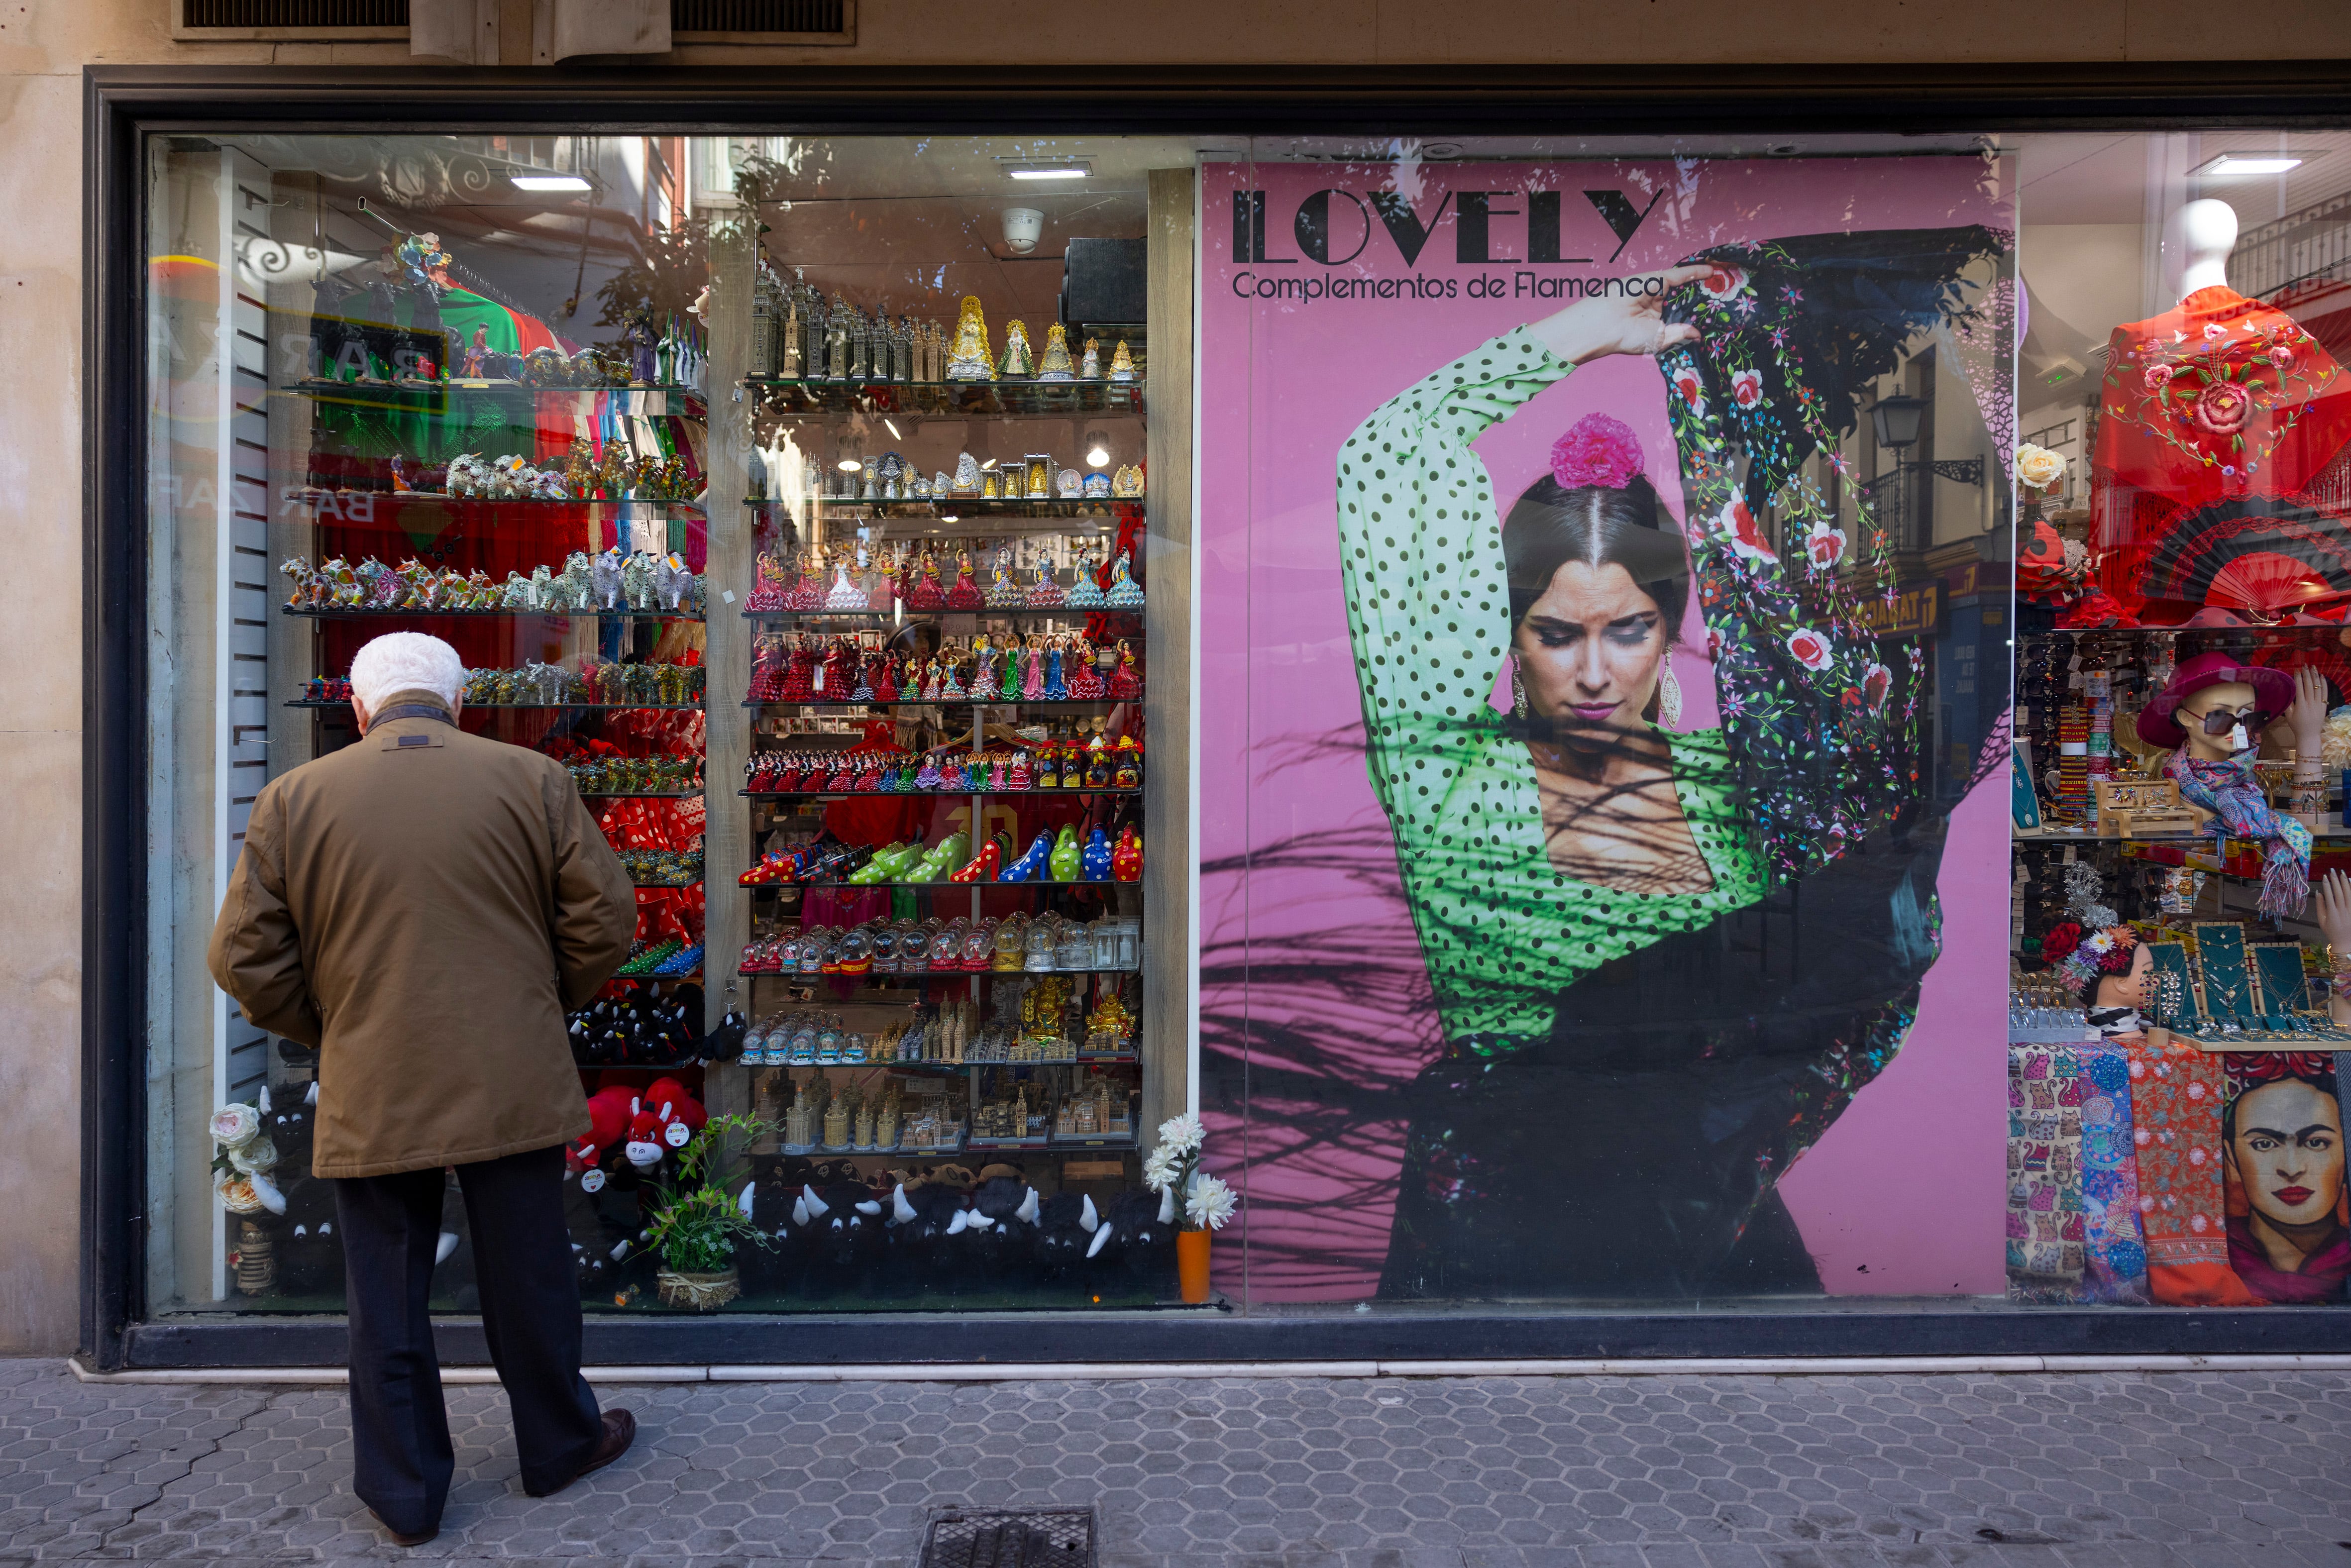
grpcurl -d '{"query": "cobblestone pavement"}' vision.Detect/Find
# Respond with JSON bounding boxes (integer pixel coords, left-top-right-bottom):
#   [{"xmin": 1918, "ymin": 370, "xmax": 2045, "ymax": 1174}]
[{"xmin": 1, "ymin": 1358, "xmax": 2348, "ymax": 1567}]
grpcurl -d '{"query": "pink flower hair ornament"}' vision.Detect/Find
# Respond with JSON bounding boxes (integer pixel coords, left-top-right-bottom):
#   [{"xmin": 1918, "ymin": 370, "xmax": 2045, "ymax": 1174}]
[{"xmin": 1550, "ymin": 413, "xmax": 1645, "ymax": 491}]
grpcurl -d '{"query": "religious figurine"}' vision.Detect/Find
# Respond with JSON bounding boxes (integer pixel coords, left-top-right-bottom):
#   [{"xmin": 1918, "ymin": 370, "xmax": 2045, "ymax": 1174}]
[
  {"xmin": 1036, "ymin": 322, "xmax": 1075, "ymax": 381},
  {"xmin": 1057, "ymin": 468, "xmax": 1082, "ymax": 498},
  {"xmin": 1080, "ymin": 335, "xmax": 1102, "ymax": 379},
  {"xmin": 953, "ymin": 451, "xmax": 983, "ymax": 493},
  {"xmin": 1107, "ymin": 338, "xmax": 1138, "ymax": 382},
  {"xmin": 997, "ymin": 319, "xmax": 1036, "ymax": 378},
  {"xmin": 945, "ymin": 295, "xmax": 994, "ymax": 381},
  {"xmin": 1111, "ymin": 463, "xmax": 1146, "ymax": 499}
]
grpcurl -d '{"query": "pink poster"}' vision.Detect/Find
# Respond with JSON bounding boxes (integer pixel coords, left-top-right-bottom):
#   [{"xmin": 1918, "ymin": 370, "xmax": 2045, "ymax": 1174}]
[{"xmin": 1197, "ymin": 155, "xmax": 2016, "ymax": 1304}]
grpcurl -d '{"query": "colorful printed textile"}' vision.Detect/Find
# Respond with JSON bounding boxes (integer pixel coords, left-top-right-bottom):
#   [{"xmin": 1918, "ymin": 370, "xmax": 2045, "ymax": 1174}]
[
  {"xmin": 2075, "ymin": 1043, "xmax": 2150, "ymax": 1304},
  {"xmin": 2125, "ymin": 1037, "xmax": 2261, "ymax": 1305},
  {"xmin": 2164, "ymin": 749, "xmax": 2311, "ymax": 919},
  {"xmin": 2008, "ymin": 1045, "xmax": 2085, "ymax": 1300}
]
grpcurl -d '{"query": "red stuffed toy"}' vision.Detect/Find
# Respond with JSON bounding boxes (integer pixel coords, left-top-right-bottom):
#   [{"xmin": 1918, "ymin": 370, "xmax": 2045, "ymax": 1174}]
[
  {"xmin": 624, "ymin": 1078, "xmax": 709, "ymax": 1168},
  {"xmin": 571, "ymin": 1085, "xmax": 635, "ymax": 1174}
]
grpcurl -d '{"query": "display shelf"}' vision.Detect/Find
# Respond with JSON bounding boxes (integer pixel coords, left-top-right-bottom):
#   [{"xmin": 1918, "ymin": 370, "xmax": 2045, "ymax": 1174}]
[
  {"xmin": 746, "ymin": 698, "xmax": 1136, "ymax": 710},
  {"xmin": 2017, "ymin": 818, "xmax": 2351, "ymax": 841},
  {"xmin": 283, "ymin": 605, "xmax": 702, "ymax": 622},
  {"xmin": 284, "ymin": 487, "xmax": 704, "ymax": 513},
  {"xmin": 742, "ymin": 787, "xmax": 1140, "ymax": 800},
  {"xmin": 626, "ymin": 876, "xmax": 705, "ymax": 889},
  {"xmin": 748, "ymin": 878, "xmax": 1139, "ymax": 891},
  {"xmin": 738, "ymin": 968, "xmax": 1140, "ymax": 981},
  {"xmin": 751, "ymin": 498, "xmax": 1132, "ymax": 518},
  {"xmin": 610, "ymin": 968, "xmax": 705, "ymax": 981},
  {"xmin": 2021, "ymin": 622, "xmax": 2351, "ymax": 636},
  {"xmin": 287, "ymin": 700, "xmax": 706, "ymax": 711},
  {"xmin": 744, "ymin": 608, "xmax": 1143, "ymax": 625},
  {"xmin": 743, "ymin": 377, "xmax": 1145, "ymax": 417},
  {"xmin": 579, "ymin": 788, "xmax": 706, "ymax": 798},
  {"xmin": 287, "ymin": 379, "xmax": 702, "ymax": 413},
  {"xmin": 571, "ymin": 1053, "xmax": 705, "ymax": 1070}
]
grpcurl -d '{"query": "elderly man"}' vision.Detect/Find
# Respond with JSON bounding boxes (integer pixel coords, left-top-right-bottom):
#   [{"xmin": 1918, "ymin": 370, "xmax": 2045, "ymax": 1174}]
[{"xmin": 208, "ymin": 632, "xmax": 638, "ymax": 1546}]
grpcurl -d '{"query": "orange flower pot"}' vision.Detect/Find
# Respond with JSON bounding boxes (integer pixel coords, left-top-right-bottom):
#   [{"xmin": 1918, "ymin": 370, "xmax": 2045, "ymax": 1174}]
[{"xmin": 1176, "ymin": 1229, "xmax": 1213, "ymax": 1303}]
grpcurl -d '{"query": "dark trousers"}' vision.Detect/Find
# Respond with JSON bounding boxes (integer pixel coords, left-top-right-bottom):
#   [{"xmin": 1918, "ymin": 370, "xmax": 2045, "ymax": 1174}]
[{"xmin": 334, "ymin": 1144, "xmax": 602, "ymax": 1535}]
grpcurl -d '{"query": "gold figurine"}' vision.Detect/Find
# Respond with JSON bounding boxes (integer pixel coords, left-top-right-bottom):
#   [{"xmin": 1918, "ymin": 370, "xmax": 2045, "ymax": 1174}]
[{"xmin": 945, "ymin": 296, "xmax": 994, "ymax": 381}]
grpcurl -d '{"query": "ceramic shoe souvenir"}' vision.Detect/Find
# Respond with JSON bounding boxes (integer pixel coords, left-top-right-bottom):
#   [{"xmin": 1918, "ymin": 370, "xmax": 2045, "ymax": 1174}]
[
  {"xmin": 998, "ymin": 834, "xmax": 1053, "ymax": 883},
  {"xmin": 951, "ymin": 840, "xmax": 1002, "ymax": 883},
  {"xmin": 1037, "ymin": 322, "xmax": 1076, "ymax": 382},
  {"xmin": 1048, "ymin": 826, "xmax": 1082, "ymax": 882},
  {"xmin": 1105, "ymin": 553, "xmax": 1146, "ymax": 608},
  {"xmin": 1080, "ymin": 827, "xmax": 1114, "ymax": 881}
]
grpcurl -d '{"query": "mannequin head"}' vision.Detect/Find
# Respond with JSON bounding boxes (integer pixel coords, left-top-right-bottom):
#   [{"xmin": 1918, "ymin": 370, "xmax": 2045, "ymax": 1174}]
[
  {"xmin": 2175, "ymin": 679, "xmax": 2262, "ymax": 762},
  {"xmin": 2166, "ymin": 197, "xmax": 2240, "ymax": 301},
  {"xmin": 2089, "ymin": 940, "xmax": 2154, "ymax": 1012}
]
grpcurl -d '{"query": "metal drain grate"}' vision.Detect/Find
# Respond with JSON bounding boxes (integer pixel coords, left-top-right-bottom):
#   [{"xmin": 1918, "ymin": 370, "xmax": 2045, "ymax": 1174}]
[{"xmin": 920, "ymin": 1506, "xmax": 1095, "ymax": 1568}]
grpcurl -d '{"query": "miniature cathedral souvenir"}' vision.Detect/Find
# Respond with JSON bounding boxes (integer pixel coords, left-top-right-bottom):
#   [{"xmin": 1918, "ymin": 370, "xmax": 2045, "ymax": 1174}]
[
  {"xmin": 945, "ymin": 296, "xmax": 995, "ymax": 381},
  {"xmin": 998, "ymin": 319, "xmax": 1036, "ymax": 379},
  {"xmin": 1037, "ymin": 322, "xmax": 1076, "ymax": 381}
]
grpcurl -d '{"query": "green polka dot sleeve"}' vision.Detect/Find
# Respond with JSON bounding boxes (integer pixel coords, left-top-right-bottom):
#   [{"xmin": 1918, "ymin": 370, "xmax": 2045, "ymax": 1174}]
[
  {"xmin": 1336, "ymin": 327, "xmax": 1563, "ymax": 836},
  {"xmin": 1333, "ymin": 327, "xmax": 1766, "ymax": 1055}
]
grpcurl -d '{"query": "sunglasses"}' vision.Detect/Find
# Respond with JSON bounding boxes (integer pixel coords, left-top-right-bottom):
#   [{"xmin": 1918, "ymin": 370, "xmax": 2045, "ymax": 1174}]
[{"xmin": 2181, "ymin": 703, "xmax": 2264, "ymax": 737}]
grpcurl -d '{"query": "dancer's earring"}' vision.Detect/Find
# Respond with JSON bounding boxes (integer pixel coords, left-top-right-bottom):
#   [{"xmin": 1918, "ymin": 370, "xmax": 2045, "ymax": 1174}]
[
  {"xmin": 1511, "ymin": 658, "xmax": 1530, "ymax": 721},
  {"xmin": 1658, "ymin": 657, "xmax": 1684, "ymax": 731}
]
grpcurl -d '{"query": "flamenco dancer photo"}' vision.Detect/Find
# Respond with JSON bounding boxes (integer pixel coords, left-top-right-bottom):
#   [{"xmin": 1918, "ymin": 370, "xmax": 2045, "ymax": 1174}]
[{"xmin": 1336, "ymin": 230, "xmax": 2006, "ymax": 1299}]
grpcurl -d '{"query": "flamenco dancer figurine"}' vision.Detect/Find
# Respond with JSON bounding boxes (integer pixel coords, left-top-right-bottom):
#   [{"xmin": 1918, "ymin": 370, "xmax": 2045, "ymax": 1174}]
[
  {"xmin": 1043, "ymin": 638, "xmax": 1069, "ymax": 700},
  {"xmin": 1026, "ymin": 555, "xmax": 1066, "ymax": 606},
  {"xmin": 1066, "ymin": 637, "xmax": 1106, "ymax": 700},
  {"xmin": 1022, "ymin": 637, "xmax": 1047, "ymax": 700},
  {"xmin": 1065, "ymin": 543, "xmax": 1105, "ymax": 608},
  {"xmin": 902, "ymin": 546, "xmax": 944, "ymax": 611},
  {"xmin": 1109, "ymin": 640, "xmax": 1144, "ymax": 700},
  {"xmin": 825, "ymin": 542, "xmax": 871, "ymax": 610},
  {"xmin": 985, "ymin": 547, "xmax": 1026, "ymax": 608},
  {"xmin": 1104, "ymin": 550, "xmax": 1146, "ymax": 608},
  {"xmin": 786, "ymin": 547, "xmax": 827, "ymax": 611},
  {"xmin": 946, "ymin": 549, "xmax": 984, "ymax": 610}
]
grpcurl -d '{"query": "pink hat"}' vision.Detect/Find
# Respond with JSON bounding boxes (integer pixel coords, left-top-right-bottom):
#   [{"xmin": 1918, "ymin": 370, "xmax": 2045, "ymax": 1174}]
[{"xmin": 2135, "ymin": 652, "xmax": 2294, "ymax": 748}]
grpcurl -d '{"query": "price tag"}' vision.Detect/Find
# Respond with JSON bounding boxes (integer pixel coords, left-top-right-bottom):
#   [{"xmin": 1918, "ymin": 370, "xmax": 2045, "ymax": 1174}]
[{"xmin": 581, "ymin": 1168, "xmax": 606, "ymax": 1193}]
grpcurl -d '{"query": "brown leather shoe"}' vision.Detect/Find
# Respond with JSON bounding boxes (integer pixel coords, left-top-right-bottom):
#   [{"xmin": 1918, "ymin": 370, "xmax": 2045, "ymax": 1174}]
[
  {"xmin": 531, "ymin": 1408, "xmax": 635, "ymax": 1498},
  {"xmin": 369, "ymin": 1511, "xmax": 437, "ymax": 1548}
]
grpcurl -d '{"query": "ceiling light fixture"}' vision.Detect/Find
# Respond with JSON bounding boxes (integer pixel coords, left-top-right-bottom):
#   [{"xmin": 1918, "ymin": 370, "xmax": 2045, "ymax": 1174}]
[
  {"xmin": 510, "ymin": 173, "xmax": 593, "ymax": 192},
  {"xmin": 837, "ymin": 458, "xmax": 861, "ymax": 472},
  {"xmin": 2193, "ymin": 153, "xmax": 2307, "ymax": 177},
  {"xmin": 1007, "ymin": 163, "xmax": 1091, "ymax": 181},
  {"xmin": 1083, "ymin": 427, "xmax": 1112, "ymax": 469}
]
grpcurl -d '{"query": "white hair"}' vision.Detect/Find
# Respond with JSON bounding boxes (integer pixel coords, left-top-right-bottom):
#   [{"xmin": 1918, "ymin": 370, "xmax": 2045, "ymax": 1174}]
[{"xmin": 348, "ymin": 632, "xmax": 464, "ymax": 713}]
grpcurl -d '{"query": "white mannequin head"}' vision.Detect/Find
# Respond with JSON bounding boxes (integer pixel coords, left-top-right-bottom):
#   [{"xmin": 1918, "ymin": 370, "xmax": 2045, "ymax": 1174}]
[{"xmin": 2166, "ymin": 198, "xmax": 2239, "ymax": 301}]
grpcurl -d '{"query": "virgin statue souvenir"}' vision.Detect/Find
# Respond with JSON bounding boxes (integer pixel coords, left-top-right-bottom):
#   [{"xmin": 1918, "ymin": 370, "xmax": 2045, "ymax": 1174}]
[
  {"xmin": 998, "ymin": 318, "xmax": 1036, "ymax": 379},
  {"xmin": 1107, "ymin": 338, "xmax": 1138, "ymax": 382},
  {"xmin": 1080, "ymin": 335, "xmax": 1102, "ymax": 379},
  {"xmin": 1111, "ymin": 464, "xmax": 1146, "ymax": 499},
  {"xmin": 945, "ymin": 296, "xmax": 994, "ymax": 381},
  {"xmin": 1082, "ymin": 471, "xmax": 1112, "ymax": 499},
  {"xmin": 1057, "ymin": 468, "xmax": 1083, "ymax": 497},
  {"xmin": 953, "ymin": 451, "xmax": 984, "ymax": 493},
  {"xmin": 1037, "ymin": 322, "xmax": 1076, "ymax": 381}
]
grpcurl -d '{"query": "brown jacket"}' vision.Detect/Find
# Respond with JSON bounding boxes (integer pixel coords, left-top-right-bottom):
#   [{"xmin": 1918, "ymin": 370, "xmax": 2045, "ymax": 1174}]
[{"xmin": 207, "ymin": 693, "xmax": 635, "ymax": 1177}]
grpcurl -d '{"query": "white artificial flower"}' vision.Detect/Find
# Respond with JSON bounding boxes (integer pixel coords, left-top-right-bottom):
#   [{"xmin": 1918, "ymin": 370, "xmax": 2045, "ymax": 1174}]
[
  {"xmin": 2016, "ymin": 443, "xmax": 2067, "ymax": 492},
  {"xmin": 1157, "ymin": 1113, "xmax": 1206, "ymax": 1155},
  {"xmin": 226, "ymin": 1137, "xmax": 279, "ymax": 1176},
  {"xmin": 1142, "ymin": 1147, "xmax": 1178, "ymax": 1193},
  {"xmin": 210, "ymin": 1105, "xmax": 260, "ymax": 1149},
  {"xmin": 1185, "ymin": 1174, "xmax": 1239, "ymax": 1232}
]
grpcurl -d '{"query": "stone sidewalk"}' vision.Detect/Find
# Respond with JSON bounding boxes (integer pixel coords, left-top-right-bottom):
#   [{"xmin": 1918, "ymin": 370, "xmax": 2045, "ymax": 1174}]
[{"xmin": 1, "ymin": 1357, "xmax": 2347, "ymax": 1566}]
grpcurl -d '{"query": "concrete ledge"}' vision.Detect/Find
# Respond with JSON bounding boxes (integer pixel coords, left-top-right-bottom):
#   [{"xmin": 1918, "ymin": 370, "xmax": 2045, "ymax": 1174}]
[{"xmin": 72, "ymin": 1352, "xmax": 2351, "ymax": 1383}]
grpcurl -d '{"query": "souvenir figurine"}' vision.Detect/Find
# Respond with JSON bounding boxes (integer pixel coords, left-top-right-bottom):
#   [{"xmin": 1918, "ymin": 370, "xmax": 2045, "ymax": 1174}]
[
  {"xmin": 459, "ymin": 324, "xmax": 493, "ymax": 379},
  {"xmin": 953, "ymin": 451, "xmax": 984, "ymax": 493},
  {"xmin": 1109, "ymin": 640, "xmax": 1143, "ymax": 699},
  {"xmin": 946, "ymin": 550, "xmax": 984, "ymax": 611},
  {"xmin": 825, "ymin": 293, "xmax": 853, "ymax": 381},
  {"xmin": 903, "ymin": 547, "xmax": 944, "ymax": 611},
  {"xmin": 1113, "ymin": 735, "xmax": 1142, "ymax": 788},
  {"xmin": 1065, "ymin": 547, "xmax": 1105, "ymax": 609},
  {"xmin": 932, "ymin": 469, "xmax": 954, "ymax": 497},
  {"xmin": 1067, "ymin": 638, "xmax": 1106, "ymax": 700},
  {"xmin": 1000, "ymin": 641, "xmax": 1023, "ymax": 701},
  {"xmin": 1081, "ymin": 827, "xmax": 1114, "ymax": 881},
  {"xmin": 1037, "ymin": 323, "xmax": 1076, "ymax": 382},
  {"xmin": 1111, "ymin": 464, "xmax": 1146, "ymax": 500},
  {"xmin": 998, "ymin": 319, "xmax": 1036, "ymax": 379},
  {"xmin": 825, "ymin": 554, "xmax": 869, "ymax": 611},
  {"xmin": 1105, "ymin": 551, "xmax": 1146, "ymax": 608},
  {"xmin": 1107, "ymin": 338, "xmax": 1138, "ymax": 382},
  {"xmin": 1080, "ymin": 336, "xmax": 1102, "ymax": 379},
  {"xmin": 1057, "ymin": 468, "xmax": 1083, "ymax": 498},
  {"xmin": 1111, "ymin": 825, "xmax": 1144, "ymax": 881},
  {"xmin": 945, "ymin": 296, "xmax": 994, "ymax": 381},
  {"xmin": 1082, "ymin": 471, "xmax": 1112, "ymax": 499},
  {"xmin": 1026, "ymin": 557, "xmax": 1065, "ymax": 607},
  {"xmin": 1025, "ymin": 455, "xmax": 1053, "ymax": 499},
  {"xmin": 985, "ymin": 547, "xmax": 1025, "ymax": 609},
  {"xmin": 1022, "ymin": 638, "xmax": 1046, "ymax": 701},
  {"xmin": 1042, "ymin": 639, "xmax": 1069, "ymax": 699}
]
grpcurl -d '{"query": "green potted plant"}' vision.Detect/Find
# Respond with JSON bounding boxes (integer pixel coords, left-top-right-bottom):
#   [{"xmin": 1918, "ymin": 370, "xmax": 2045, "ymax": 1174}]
[{"xmin": 642, "ymin": 1113, "xmax": 773, "ymax": 1310}]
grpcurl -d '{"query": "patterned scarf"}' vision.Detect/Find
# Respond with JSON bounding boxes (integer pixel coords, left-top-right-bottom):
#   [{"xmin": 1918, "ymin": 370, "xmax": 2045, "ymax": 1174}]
[{"xmin": 2163, "ymin": 748, "xmax": 2311, "ymax": 918}]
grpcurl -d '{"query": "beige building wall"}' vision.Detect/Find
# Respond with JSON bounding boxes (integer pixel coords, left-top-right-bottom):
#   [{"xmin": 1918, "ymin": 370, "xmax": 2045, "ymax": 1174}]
[{"xmin": 9, "ymin": 0, "xmax": 2351, "ymax": 1356}]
